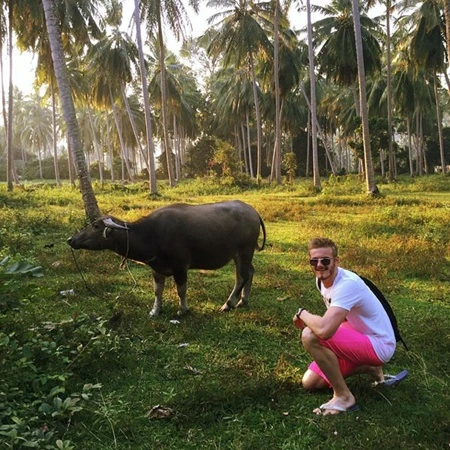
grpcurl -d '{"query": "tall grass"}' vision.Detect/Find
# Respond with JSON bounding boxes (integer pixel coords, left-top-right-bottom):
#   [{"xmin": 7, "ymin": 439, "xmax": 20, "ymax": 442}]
[{"xmin": 0, "ymin": 175, "xmax": 449, "ymax": 449}]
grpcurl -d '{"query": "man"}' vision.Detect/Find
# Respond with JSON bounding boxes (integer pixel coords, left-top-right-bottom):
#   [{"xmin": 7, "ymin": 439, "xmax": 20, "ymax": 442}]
[{"xmin": 293, "ymin": 237, "xmax": 407, "ymax": 416}]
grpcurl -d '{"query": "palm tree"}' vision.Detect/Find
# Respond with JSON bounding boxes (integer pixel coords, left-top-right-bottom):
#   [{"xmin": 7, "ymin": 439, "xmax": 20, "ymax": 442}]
[
  {"xmin": 351, "ymin": 0, "xmax": 379, "ymax": 194},
  {"xmin": 209, "ymin": 67, "xmax": 256, "ymax": 175},
  {"xmin": 409, "ymin": 0, "xmax": 447, "ymax": 174},
  {"xmin": 20, "ymin": 92, "xmax": 53, "ymax": 179},
  {"xmin": 133, "ymin": 0, "xmax": 157, "ymax": 194},
  {"xmin": 312, "ymin": 0, "xmax": 382, "ymax": 114},
  {"xmin": 147, "ymin": 48, "xmax": 200, "ymax": 179},
  {"xmin": 306, "ymin": 0, "xmax": 321, "ymax": 191},
  {"xmin": 205, "ymin": 0, "xmax": 273, "ymax": 180},
  {"xmin": 367, "ymin": 0, "xmax": 397, "ymax": 180},
  {"xmin": 87, "ymin": 27, "xmax": 140, "ymax": 182},
  {"xmin": 41, "ymin": 0, "xmax": 100, "ymax": 220},
  {"xmin": 140, "ymin": 0, "xmax": 199, "ymax": 187},
  {"xmin": 444, "ymin": 0, "xmax": 450, "ymax": 86}
]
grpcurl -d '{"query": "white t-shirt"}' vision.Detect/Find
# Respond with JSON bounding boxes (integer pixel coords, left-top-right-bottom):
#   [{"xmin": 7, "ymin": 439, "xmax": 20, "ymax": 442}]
[{"xmin": 318, "ymin": 267, "xmax": 396, "ymax": 363}]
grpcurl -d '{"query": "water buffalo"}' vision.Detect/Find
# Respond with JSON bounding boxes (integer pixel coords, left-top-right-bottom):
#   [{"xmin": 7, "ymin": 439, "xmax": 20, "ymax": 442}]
[{"xmin": 67, "ymin": 200, "xmax": 266, "ymax": 316}]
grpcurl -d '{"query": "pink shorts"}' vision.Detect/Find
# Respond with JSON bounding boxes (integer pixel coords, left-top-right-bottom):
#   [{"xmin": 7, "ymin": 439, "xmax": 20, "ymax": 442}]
[{"xmin": 308, "ymin": 322, "xmax": 383, "ymax": 386}]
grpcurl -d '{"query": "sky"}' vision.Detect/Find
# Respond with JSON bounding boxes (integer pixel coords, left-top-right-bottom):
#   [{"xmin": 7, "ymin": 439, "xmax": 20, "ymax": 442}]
[
  {"xmin": 10, "ymin": 1, "xmax": 308, "ymax": 96},
  {"xmin": 8, "ymin": 2, "xmax": 383, "ymax": 96}
]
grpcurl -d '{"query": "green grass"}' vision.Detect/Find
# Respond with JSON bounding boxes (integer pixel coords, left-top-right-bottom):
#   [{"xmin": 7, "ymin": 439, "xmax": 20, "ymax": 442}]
[{"xmin": 1, "ymin": 174, "xmax": 449, "ymax": 449}]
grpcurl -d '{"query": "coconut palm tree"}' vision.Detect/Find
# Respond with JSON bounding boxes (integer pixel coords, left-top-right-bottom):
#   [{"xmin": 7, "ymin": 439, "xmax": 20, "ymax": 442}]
[
  {"xmin": 409, "ymin": 0, "xmax": 447, "ymax": 173},
  {"xmin": 205, "ymin": 0, "xmax": 273, "ymax": 179},
  {"xmin": 444, "ymin": 0, "xmax": 450, "ymax": 79},
  {"xmin": 86, "ymin": 27, "xmax": 140, "ymax": 182},
  {"xmin": 21, "ymin": 92, "xmax": 53, "ymax": 179},
  {"xmin": 312, "ymin": 0, "xmax": 382, "ymax": 114},
  {"xmin": 209, "ymin": 66, "xmax": 256, "ymax": 175},
  {"xmin": 140, "ymin": 0, "xmax": 199, "ymax": 187},
  {"xmin": 133, "ymin": 0, "xmax": 157, "ymax": 194},
  {"xmin": 147, "ymin": 48, "xmax": 201, "ymax": 179},
  {"xmin": 306, "ymin": 0, "xmax": 321, "ymax": 190},
  {"xmin": 351, "ymin": 0, "xmax": 379, "ymax": 194}
]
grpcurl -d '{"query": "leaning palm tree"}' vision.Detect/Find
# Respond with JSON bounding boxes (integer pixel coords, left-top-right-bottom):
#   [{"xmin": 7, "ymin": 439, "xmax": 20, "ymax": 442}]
[{"xmin": 41, "ymin": 0, "xmax": 100, "ymax": 220}]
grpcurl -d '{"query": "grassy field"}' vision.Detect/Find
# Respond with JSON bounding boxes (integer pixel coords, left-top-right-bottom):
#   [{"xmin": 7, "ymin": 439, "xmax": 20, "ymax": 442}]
[{"xmin": 1, "ymin": 175, "xmax": 449, "ymax": 449}]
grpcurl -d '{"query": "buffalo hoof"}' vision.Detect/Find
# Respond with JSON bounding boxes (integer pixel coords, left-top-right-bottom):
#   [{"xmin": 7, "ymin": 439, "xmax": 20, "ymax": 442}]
[
  {"xmin": 235, "ymin": 300, "xmax": 248, "ymax": 309},
  {"xmin": 219, "ymin": 303, "xmax": 232, "ymax": 313},
  {"xmin": 177, "ymin": 308, "xmax": 189, "ymax": 316},
  {"xmin": 149, "ymin": 308, "xmax": 161, "ymax": 317}
]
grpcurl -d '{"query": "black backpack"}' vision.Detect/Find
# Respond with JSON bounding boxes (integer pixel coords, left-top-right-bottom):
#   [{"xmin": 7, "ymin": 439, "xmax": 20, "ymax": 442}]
[{"xmin": 317, "ymin": 275, "xmax": 408, "ymax": 351}]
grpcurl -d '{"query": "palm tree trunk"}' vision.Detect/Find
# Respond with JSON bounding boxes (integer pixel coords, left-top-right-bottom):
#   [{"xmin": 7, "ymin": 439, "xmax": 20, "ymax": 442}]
[
  {"xmin": 306, "ymin": 109, "xmax": 311, "ymax": 177},
  {"xmin": 351, "ymin": 0, "xmax": 378, "ymax": 195},
  {"xmin": 133, "ymin": 0, "xmax": 157, "ymax": 194},
  {"xmin": 444, "ymin": 0, "xmax": 450, "ymax": 92},
  {"xmin": 249, "ymin": 52, "xmax": 263, "ymax": 180},
  {"xmin": 407, "ymin": 117, "xmax": 414, "ymax": 177},
  {"xmin": 272, "ymin": 0, "xmax": 282, "ymax": 184},
  {"xmin": 122, "ymin": 83, "xmax": 148, "ymax": 172},
  {"xmin": 87, "ymin": 108, "xmax": 104, "ymax": 185},
  {"xmin": 306, "ymin": 0, "xmax": 321, "ymax": 190},
  {"xmin": 157, "ymin": 15, "xmax": 175, "ymax": 187},
  {"xmin": 245, "ymin": 109, "xmax": 254, "ymax": 178},
  {"xmin": 386, "ymin": 0, "xmax": 395, "ymax": 181},
  {"xmin": 109, "ymin": 88, "xmax": 133, "ymax": 182},
  {"xmin": 417, "ymin": 112, "xmax": 423, "ymax": 176},
  {"xmin": 173, "ymin": 114, "xmax": 181, "ymax": 180},
  {"xmin": 241, "ymin": 122, "xmax": 249, "ymax": 174},
  {"xmin": 299, "ymin": 82, "xmax": 336, "ymax": 175},
  {"xmin": 51, "ymin": 80, "xmax": 61, "ymax": 186},
  {"xmin": 433, "ymin": 73, "xmax": 446, "ymax": 174},
  {"xmin": 6, "ymin": 3, "xmax": 13, "ymax": 191},
  {"xmin": 42, "ymin": 0, "xmax": 100, "ymax": 220}
]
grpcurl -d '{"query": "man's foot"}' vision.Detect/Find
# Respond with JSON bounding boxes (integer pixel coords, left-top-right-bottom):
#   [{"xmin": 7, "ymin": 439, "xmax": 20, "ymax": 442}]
[
  {"xmin": 314, "ymin": 403, "xmax": 360, "ymax": 415},
  {"xmin": 313, "ymin": 395, "xmax": 357, "ymax": 416},
  {"xmin": 372, "ymin": 369, "xmax": 409, "ymax": 387},
  {"xmin": 354, "ymin": 365, "xmax": 384, "ymax": 383}
]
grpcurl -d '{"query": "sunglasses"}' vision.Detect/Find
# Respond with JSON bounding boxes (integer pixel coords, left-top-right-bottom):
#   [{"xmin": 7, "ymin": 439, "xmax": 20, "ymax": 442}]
[{"xmin": 309, "ymin": 257, "xmax": 333, "ymax": 267}]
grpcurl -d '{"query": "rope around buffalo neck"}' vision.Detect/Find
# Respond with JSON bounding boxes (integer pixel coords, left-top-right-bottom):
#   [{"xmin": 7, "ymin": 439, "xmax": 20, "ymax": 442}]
[
  {"xmin": 119, "ymin": 222, "xmax": 130, "ymax": 270},
  {"xmin": 70, "ymin": 222, "xmax": 137, "ymax": 296}
]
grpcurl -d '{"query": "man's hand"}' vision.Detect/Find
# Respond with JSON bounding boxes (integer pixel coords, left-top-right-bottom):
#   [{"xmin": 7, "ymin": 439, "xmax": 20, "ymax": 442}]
[{"xmin": 293, "ymin": 309, "xmax": 305, "ymax": 329}]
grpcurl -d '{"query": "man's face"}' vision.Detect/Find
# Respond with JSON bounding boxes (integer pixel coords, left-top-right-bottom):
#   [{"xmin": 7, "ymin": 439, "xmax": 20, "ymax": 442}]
[{"xmin": 309, "ymin": 247, "xmax": 339, "ymax": 285}]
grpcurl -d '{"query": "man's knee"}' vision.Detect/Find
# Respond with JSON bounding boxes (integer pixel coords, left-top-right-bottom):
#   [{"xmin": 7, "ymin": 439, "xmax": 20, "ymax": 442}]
[
  {"xmin": 301, "ymin": 327, "xmax": 319, "ymax": 349},
  {"xmin": 302, "ymin": 369, "xmax": 329, "ymax": 391}
]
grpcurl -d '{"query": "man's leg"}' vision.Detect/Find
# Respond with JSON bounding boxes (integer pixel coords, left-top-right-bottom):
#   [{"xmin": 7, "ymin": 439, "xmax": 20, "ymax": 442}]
[{"xmin": 301, "ymin": 327, "xmax": 356, "ymax": 415}]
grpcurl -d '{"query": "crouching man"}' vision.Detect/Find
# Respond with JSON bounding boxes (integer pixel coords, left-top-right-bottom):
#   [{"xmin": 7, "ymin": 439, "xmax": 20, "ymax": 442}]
[{"xmin": 294, "ymin": 237, "xmax": 405, "ymax": 416}]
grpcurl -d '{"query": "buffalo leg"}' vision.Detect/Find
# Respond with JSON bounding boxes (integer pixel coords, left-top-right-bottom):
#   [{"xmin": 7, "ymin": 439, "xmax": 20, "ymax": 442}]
[
  {"xmin": 236, "ymin": 262, "xmax": 255, "ymax": 308},
  {"xmin": 150, "ymin": 271, "xmax": 166, "ymax": 317},
  {"xmin": 220, "ymin": 254, "xmax": 251, "ymax": 312},
  {"xmin": 173, "ymin": 270, "xmax": 189, "ymax": 316}
]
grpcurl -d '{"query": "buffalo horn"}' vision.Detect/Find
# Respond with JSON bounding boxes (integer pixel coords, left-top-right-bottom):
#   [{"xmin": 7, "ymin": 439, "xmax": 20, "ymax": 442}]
[{"xmin": 103, "ymin": 217, "xmax": 129, "ymax": 230}]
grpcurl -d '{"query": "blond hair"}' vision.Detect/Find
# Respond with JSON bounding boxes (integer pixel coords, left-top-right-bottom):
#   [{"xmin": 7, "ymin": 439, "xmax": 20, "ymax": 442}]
[{"xmin": 308, "ymin": 238, "xmax": 338, "ymax": 257}]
